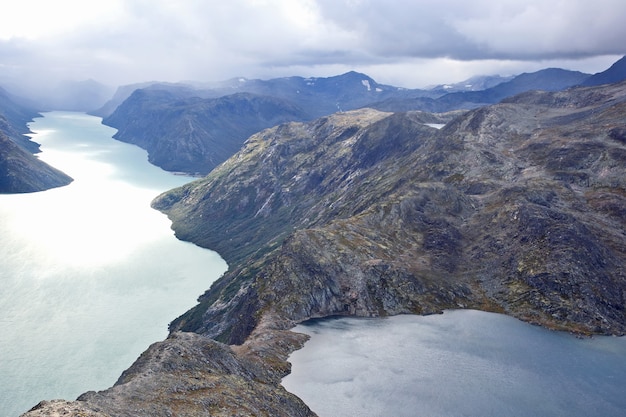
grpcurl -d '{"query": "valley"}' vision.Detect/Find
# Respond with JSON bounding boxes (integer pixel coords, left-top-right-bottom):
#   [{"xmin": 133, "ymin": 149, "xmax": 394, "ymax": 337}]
[{"xmin": 1, "ymin": 57, "xmax": 625, "ymax": 417}]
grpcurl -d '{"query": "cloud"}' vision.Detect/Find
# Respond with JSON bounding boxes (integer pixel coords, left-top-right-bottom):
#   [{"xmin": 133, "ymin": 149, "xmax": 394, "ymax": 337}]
[
  {"xmin": 0, "ymin": 0, "xmax": 624, "ymax": 91},
  {"xmin": 313, "ymin": 0, "xmax": 626, "ymax": 60}
]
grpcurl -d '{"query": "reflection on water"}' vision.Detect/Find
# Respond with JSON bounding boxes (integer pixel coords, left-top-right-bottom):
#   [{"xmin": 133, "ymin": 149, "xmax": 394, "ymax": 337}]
[
  {"xmin": 0, "ymin": 112, "xmax": 227, "ymax": 417},
  {"xmin": 283, "ymin": 311, "xmax": 626, "ymax": 417}
]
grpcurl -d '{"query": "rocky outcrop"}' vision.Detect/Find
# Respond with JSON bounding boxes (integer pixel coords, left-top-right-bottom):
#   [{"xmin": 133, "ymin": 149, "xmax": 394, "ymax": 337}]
[
  {"xmin": 76, "ymin": 331, "xmax": 314, "ymax": 417},
  {"xmin": 22, "ymin": 329, "xmax": 315, "ymax": 417}
]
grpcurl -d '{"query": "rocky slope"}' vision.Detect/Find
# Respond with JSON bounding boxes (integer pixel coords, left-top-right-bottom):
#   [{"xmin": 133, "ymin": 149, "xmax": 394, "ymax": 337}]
[
  {"xmin": 103, "ymin": 90, "xmax": 309, "ymax": 175},
  {"xmin": 0, "ymin": 90, "xmax": 73, "ymax": 193},
  {"xmin": 24, "ymin": 329, "xmax": 315, "ymax": 417},
  {"xmin": 0, "ymin": 128, "xmax": 73, "ymax": 193},
  {"xmin": 23, "ymin": 81, "xmax": 626, "ymax": 416},
  {"xmin": 0, "ymin": 86, "xmax": 42, "ymax": 152},
  {"xmin": 154, "ymin": 82, "xmax": 626, "ymax": 342}
]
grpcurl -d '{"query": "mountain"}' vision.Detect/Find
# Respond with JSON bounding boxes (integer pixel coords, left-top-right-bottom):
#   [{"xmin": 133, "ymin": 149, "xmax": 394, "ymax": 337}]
[
  {"xmin": 97, "ymin": 69, "xmax": 588, "ymax": 174},
  {"xmin": 0, "ymin": 86, "xmax": 42, "ymax": 152},
  {"xmin": 90, "ymin": 81, "xmax": 202, "ymax": 118},
  {"xmin": 154, "ymin": 82, "xmax": 626, "ymax": 343},
  {"xmin": 24, "ymin": 79, "xmax": 626, "ymax": 417},
  {"xmin": 0, "ymin": 127, "xmax": 72, "ymax": 193},
  {"xmin": 443, "ymin": 67, "xmax": 590, "ymax": 104},
  {"xmin": 0, "ymin": 88, "xmax": 73, "ymax": 192},
  {"xmin": 103, "ymin": 89, "xmax": 310, "ymax": 175},
  {"xmin": 430, "ymin": 74, "xmax": 515, "ymax": 93},
  {"xmin": 205, "ymin": 71, "xmax": 438, "ymax": 117},
  {"xmin": 103, "ymin": 69, "xmax": 589, "ymax": 175},
  {"xmin": 582, "ymin": 55, "xmax": 626, "ymax": 86},
  {"xmin": 100, "ymin": 72, "xmax": 438, "ymax": 175},
  {"xmin": 372, "ymin": 68, "xmax": 591, "ymax": 112}
]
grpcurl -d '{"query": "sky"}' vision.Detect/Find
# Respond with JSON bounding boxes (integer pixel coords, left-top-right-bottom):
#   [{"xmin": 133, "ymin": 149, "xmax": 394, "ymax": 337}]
[{"xmin": 0, "ymin": 0, "xmax": 625, "ymax": 94}]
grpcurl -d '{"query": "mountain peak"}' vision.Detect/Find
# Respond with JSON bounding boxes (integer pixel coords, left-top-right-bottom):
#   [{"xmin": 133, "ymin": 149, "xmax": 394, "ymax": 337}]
[{"xmin": 582, "ymin": 55, "xmax": 626, "ymax": 86}]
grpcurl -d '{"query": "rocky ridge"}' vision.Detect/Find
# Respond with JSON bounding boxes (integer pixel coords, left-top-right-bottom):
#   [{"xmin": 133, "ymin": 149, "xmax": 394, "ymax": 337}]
[
  {"xmin": 155, "ymin": 83, "xmax": 626, "ymax": 343},
  {"xmin": 22, "ymin": 81, "xmax": 626, "ymax": 416}
]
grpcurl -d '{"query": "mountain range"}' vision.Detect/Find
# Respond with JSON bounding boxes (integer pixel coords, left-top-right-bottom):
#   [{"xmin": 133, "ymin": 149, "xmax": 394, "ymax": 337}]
[
  {"xmin": 24, "ymin": 72, "xmax": 626, "ymax": 417},
  {"xmin": 9, "ymin": 55, "xmax": 626, "ymax": 416},
  {"xmin": 100, "ymin": 64, "xmax": 605, "ymax": 176}
]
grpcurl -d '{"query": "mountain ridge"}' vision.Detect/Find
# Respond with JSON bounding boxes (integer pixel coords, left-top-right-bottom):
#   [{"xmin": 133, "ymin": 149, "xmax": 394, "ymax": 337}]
[
  {"xmin": 103, "ymin": 90, "xmax": 310, "ymax": 175},
  {"xmin": 582, "ymin": 55, "xmax": 626, "ymax": 86},
  {"xmin": 102, "ymin": 67, "xmax": 594, "ymax": 176}
]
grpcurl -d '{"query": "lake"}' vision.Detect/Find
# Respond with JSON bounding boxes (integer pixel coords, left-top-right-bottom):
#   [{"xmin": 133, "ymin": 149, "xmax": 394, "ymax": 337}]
[
  {"xmin": 283, "ymin": 311, "xmax": 626, "ymax": 417},
  {"xmin": 0, "ymin": 112, "xmax": 227, "ymax": 417}
]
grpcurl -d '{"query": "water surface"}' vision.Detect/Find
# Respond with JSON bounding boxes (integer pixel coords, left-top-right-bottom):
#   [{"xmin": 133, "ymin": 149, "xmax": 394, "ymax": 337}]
[
  {"xmin": 0, "ymin": 112, "xmax": 226, "ymax": 417},
  {"xmin": 284, "ymin": 311, "xmax": 626, "ymax": 417}
]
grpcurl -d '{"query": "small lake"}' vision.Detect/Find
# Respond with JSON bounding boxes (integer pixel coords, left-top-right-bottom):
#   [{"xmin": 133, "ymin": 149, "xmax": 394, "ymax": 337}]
[
  {"xmin": 0, "ymin": 112, "xmax": 227, "ymax": 417},
  {"xmin": 283, "ymin": 310, "xmax": 626, "ymax": 417}
]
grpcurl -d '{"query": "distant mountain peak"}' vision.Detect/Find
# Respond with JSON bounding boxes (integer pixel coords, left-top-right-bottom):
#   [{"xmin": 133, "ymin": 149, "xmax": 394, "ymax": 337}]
[{"xmin": 582, "ymin": 55, "xmax": 626, "ymax": 86}]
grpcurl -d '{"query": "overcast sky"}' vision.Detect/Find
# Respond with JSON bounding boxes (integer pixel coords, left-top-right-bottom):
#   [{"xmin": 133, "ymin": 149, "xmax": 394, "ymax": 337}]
[{"xmin": 1, "ymin": 0, "xmax": 625, "ymax": 92}]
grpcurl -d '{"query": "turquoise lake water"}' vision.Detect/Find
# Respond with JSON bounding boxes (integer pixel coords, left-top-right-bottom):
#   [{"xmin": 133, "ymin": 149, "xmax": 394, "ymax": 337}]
[{"xmin": 0, "ymin": 112, "xmax": 227, "ymax": 417}]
